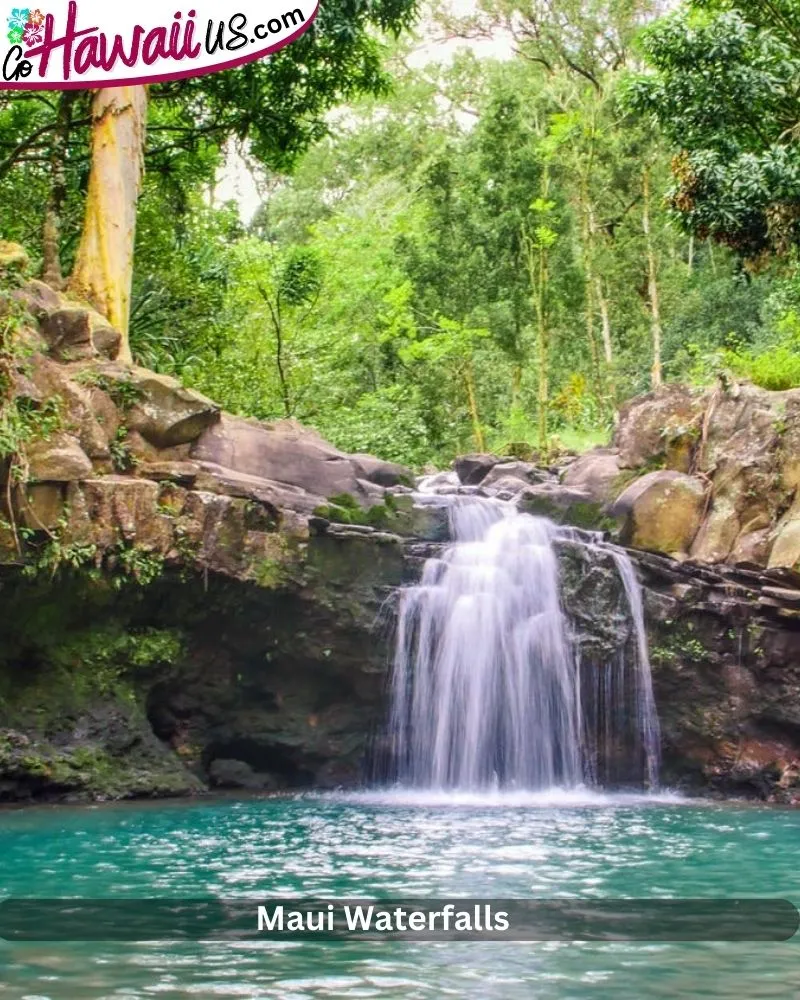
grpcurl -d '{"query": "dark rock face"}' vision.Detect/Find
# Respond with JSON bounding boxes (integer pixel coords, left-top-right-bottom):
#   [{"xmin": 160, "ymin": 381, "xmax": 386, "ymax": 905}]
[
  {"xmin": 208, "ymin": 759, "xmax": 278, "ymax": 791},
  {"xmin": 0, "ymin": 528, "xmax": 404, "ymax": 803},
  {"xmin": 0, "ymin": 282, "xmax": 408, "ymax": 803},
  {"xmin": 453, "ymin": 453, "xmax": 501, "ymax": 485},
  {"xmin": 632, "ymin": 552, "xmax": 800, "ymax": 803}
]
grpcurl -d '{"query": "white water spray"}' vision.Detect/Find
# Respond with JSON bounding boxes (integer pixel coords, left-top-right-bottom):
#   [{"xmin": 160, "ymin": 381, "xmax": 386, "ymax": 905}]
[{"xmin": 389, "ymin": 498, "xmax": 660, "ymax": 791}]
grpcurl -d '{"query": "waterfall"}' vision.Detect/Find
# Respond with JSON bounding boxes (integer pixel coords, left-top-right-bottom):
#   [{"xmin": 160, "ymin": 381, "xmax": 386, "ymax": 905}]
[{"xmin": 388, "ymin": 497, "xmax": 660, "ymax": 791}]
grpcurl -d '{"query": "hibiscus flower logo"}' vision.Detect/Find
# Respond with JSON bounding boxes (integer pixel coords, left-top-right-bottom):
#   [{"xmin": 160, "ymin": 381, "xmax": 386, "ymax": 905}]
[
  {"xmin": 23, "ymin": 16, "xmax": 43, "ymax": 45},
  {"xmin": 6, "ymin": 7, "xmax": 29, "ymax": 43},
  {"xmin": 27, "ymin": 7, "xmax": 43, "ymax": 24}
]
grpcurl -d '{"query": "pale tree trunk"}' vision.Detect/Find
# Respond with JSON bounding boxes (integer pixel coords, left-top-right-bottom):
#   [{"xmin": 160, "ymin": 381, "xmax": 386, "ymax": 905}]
[
  {"xmin": 583, "ymin": 198, "xmax": 613, "ymax": 368},
  {"xmin": 642, "ymin": 166, "xmax": 663, "ymax": 389},
  {"xmin": 580, "ymin": 199, "xmax": 601, "ymax": 395},
  {"xmin": 69, "ymin": 87, "xmax": 148, "ymax": 363},
  {"xmin": 464, "ymin": 360, "xmax": 486, "ymax": 452},
  {"xmin": 511, "ymin": 362, "xmax": 522, "ymax": 410},
  {"xmin": 535, "ymin": 246, "xmax": 549, "ymax": 456},
  {"xmin": 522, "ymin": 166, "xmax": 555, "ymax": 457},
  {"xmin": 595, "ymin": 276, "xmax": 613, "ymax": 366},
  {"xmin": 523, "ymin": 230, "xmax": 550, "ymax": 457}
]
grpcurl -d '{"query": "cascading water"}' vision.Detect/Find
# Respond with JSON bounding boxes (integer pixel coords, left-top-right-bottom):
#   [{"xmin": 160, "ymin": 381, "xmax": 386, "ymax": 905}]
[{"xmin": 388, "ymin": 496, "xmax": 660, "ymax": 791}]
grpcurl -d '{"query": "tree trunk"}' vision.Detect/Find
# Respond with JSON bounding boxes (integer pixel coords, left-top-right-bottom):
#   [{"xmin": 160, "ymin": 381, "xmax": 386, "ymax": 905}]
[
  {"xmin": 642, "ymin": 166, "xmax": 663, "ymax": 389},
  {"xmin": 580, "ymin": 203, "xmax": 602, "ymax": 396},
  {"xmin": 69, "ymin": 87, "xmax": 148, "ymax": 362},
  {"xmin": 595, "ymin": 276, "xmax": 613, "ymax": 365},
  {"xmin": 511, "ymin": 363, "xmax": 522, "ymax": 409},
  {"xmin": 464, "ymin": 360, "xmax": 485, "ymax": 452},
  {"xmin": 523, "ymin": 226, "xmax": 550, "ymax": 457},
  {"xmin": 536, "ymin": 243, "xmax": 549, "ymax": 455},
  {"xmin": 42, "ymin": 91, "xmax": 77, "ymax": 289}
]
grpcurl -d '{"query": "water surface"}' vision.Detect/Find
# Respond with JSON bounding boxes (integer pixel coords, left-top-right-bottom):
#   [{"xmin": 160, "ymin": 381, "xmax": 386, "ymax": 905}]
[{"xmin": 0, "ymin": 791, "xmax": 797, "ymax": 998}]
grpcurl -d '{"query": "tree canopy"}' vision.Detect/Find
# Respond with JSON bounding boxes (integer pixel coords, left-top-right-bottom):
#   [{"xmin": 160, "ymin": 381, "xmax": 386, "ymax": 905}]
[
  {"xmin": 3, "ymin": 0, "xmax": 800, "ymax": 465},
  {"xmin": 627, "ymin": 0, "xmax": 800, "ymax": 261}
]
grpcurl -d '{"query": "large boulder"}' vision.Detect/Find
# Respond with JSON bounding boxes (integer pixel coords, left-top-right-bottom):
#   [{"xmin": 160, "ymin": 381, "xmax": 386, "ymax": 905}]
[
  {"xmin": 610, "ymin": 470, "xmax": 706, "ymax": 557},
  {"xmin": 453, "ymin": 453, "xmax": 501, "ymax": 485},
  {"xmin": 518, "ymin": 482, "xmax": 608, "ymax": 530},
  {"xmin": 481, "ymin": 461, "xmax": 551, "ymax": 489},
  {"xmin": 351, "ymin": 453, "xmax": 412, "ymax": 488},
  {"xmin": 192, "ymin": 415, "xmax": 370, "ymax": 501},
  {"xmin": 93, "ymin": 364, "xmax": 221, "ymax": 448},
  {"xmin": 691, "ymin": 383, "xmax": 792, "ymax": 566},
  {"xmin": 614, "ymin": 385, "xmax": 706, "ymax": 471},
  {"xmin": 14, "ymin": 284, "xmax": 123, "ymax": 362},
  {"xmin": 610, "ymin": 381, "xmax": 800, "ymax": 568},
  {"xmin": 39, "ymin": 306, "xmax": 96, "ymax": 362},
  {"xmin": 561, "ymin": 448, "xmax": 622, "ymax": 503},
  {"xmin": 768, "ymin": 506, "xmax": 800, "ymax": 572},
  {"xmin": 26, "ymin": 434, "xmax": 93, "ymax": 482}
]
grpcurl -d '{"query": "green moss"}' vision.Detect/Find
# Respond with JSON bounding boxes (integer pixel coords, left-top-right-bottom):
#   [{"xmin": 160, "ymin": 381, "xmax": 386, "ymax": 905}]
[
  {"xmin": 74, "ymin": 370, "xmax": 145, "ymax": 410},
  {"xmin": 253, "ymin": 556, "xmax": 286, "ymax": 589},
  {"xmin": 327, "ymin": 493, "xmax": 361, "ymax": 512},
  {"xmin": 314, "ymin": 492, "xmax": 400, "ymax": 531},
  {"xmin": 651, "ymin": 619, "xmax": 711, "ymax": 666}
]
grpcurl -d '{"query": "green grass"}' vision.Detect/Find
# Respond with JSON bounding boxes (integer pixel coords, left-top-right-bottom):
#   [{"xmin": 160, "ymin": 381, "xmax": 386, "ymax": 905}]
[{"xmin": 551, "ymin": 425, "xmax": 610, "ymax": 454}]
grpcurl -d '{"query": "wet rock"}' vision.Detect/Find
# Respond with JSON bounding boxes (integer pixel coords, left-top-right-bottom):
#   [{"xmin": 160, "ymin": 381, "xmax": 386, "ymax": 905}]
[
  {"xmin": 352, "ymin": 454, "xmax": 412, "ymax": 487},
  {"xmin": 518, "ymin": 483, "xmax": 609, "ymax": 530},
  {"xmin": 418, "ymin": 470, "xmax": 459, "ymax": 491},
  {"xmin": 453, "ymin": 453, "xmax": 501, "ymax": 485},
  {"xmin": 482, "ymin": 475, "xmax": 530, "ymax": 499},
  {"xmin": 481, "ymin": 461, "xmax": 552, "ymax": 489},
  {"xmin": 208, "ymin": 758, "xmax": 277, "ymax": 791}
]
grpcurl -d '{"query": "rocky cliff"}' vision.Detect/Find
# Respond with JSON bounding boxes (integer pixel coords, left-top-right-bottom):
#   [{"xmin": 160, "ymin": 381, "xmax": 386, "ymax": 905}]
[
  {"xmin": 1, "ymin": 248, "xmax": 798, "ymax": 805},
  {"xmin": 0, "ymin": 256, "xmax": 417, "ymax": 802}
]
